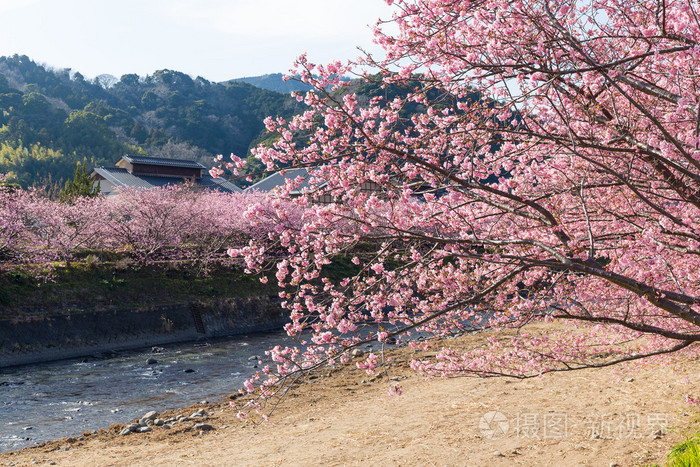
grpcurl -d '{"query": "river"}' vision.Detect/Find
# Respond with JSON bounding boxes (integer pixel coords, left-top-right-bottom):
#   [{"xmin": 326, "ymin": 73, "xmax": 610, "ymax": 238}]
[{"xmin": 0, "ymin": 331, "xmax": 290, "ymax": 453}]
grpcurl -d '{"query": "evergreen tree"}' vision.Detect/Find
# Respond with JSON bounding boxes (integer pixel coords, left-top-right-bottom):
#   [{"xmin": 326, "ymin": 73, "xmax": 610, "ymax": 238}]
[{"xmin": 58, "ymin": 161, "xmax": 99, "ymax": 203}]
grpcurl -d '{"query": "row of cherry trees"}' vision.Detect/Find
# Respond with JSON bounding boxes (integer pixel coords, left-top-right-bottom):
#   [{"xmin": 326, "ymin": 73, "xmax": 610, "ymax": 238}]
[{"xmin": 0, "ymin": 181, "xmax": 304, "ymax": 276}]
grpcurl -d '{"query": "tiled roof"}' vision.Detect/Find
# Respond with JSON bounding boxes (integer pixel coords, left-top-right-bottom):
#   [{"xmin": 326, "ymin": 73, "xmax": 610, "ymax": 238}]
[
  {"xmin": 244, "ymin": 168, "xmax": 326, "ymax": 194},
  {"xmin": 93, "ymin": 167, "xmax": 242, "ymax": 193},
  {"xmin": 121, "ymin": 154, "xmax": 207, "ymax": 169}
]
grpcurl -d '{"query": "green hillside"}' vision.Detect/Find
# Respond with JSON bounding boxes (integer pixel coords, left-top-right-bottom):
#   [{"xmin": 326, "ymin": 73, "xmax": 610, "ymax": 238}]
[{"xmin": 0, "ymin": 55, "xmax": 304, "ymax": 188}]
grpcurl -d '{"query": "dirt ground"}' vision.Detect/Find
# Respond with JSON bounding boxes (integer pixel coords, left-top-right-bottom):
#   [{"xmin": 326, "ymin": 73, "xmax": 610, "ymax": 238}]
[{"xmin": 2, "ymin": 326, "xmax": 700, "ymax": 466}]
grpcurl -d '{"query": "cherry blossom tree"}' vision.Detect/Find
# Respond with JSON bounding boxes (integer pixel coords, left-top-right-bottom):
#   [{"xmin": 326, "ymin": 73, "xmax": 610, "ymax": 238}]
[
  {"xmin": 173, "ymin": 189, "xmax": 304, "ymax": 273},
  {"xmin": 234, "ymin": 0, "xmax": 700, "ymax": 400},
  {"xmin": 0, "ymin": 179, "xmax": 49, "ymax": 272},
  {"xmin": 100, "ymin": 185, "xmax": 200, "ymax": 264},
  {"xmin": 26, "ymin": 195, "xmax": 105, "ymax": 268}
]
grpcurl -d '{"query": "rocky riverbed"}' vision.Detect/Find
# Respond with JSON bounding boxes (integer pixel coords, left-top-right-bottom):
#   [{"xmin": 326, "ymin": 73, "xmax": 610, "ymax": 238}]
[
  {"xmin": 2, "ymin": 324, "xmax": 699, "ymax": 466},
  {"xmin": 117, "ymin": 407, "xmax": 214, "ymax": 435},
  {"xmin": 0, "ymin": 331, "xmax": 290, "ymax": 453}
]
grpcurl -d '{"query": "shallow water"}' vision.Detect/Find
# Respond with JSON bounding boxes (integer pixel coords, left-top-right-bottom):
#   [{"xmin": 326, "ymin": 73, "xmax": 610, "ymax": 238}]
[{"xmin": 0, "ymin": 332, "xmax": 289, "ymax": 453}]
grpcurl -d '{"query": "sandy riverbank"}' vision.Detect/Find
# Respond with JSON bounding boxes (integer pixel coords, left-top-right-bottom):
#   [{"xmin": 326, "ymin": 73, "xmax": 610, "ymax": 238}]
[{"xmin": 2, "ymin": 326, "xmax": 699, "ymax": 466}]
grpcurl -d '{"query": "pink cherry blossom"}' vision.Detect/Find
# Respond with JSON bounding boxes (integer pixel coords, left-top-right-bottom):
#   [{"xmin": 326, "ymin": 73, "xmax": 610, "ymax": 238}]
[{"xmin": 232, "ymin": 0, "xmax": 700, "ymax": 406}]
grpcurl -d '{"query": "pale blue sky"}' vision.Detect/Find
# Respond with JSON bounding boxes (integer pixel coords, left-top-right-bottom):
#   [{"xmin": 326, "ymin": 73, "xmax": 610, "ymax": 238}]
[{"xmin": 0, "ymin": 0, "xmax": 394, "ymax": 82}]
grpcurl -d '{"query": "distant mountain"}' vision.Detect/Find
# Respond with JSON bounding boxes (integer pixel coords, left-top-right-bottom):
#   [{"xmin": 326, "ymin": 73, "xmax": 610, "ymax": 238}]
[
  {"xmin": 230, "ymin": 73, "xmax": 314, "ymax": 94},
  {"xmin": 0, "ymin": 55, "xmax": 304, "ymax": 188},
  {"xmin": 231, "ymin": 73, "xmax": 353, "ymax": 94}
]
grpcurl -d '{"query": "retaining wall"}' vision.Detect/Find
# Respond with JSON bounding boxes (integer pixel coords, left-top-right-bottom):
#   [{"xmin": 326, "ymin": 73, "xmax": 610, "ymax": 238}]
[{"xmin": 0, "ymin": 296, "xmax": 287, "ymax": 367}]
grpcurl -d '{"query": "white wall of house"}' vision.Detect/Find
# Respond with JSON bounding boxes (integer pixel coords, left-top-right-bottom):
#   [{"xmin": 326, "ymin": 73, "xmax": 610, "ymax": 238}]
[{"xmin": 95, "ymin": 179, "xmax": 118, "ymax": 196}]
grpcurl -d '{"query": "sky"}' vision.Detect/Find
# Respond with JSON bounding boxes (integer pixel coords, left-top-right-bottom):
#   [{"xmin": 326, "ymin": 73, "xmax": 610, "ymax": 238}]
[{"xmin": 0, "ymin": 0, "xmax": 395, "ymax": 83}]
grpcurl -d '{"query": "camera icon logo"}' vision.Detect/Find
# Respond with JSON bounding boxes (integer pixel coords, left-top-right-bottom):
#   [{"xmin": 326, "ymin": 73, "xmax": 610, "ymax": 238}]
[{"xmin": 479, "ymin": 411, "xmax": 509, "ymax": 439}]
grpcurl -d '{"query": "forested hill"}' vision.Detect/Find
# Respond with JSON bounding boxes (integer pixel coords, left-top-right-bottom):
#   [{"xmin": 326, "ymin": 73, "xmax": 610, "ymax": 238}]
[{"xmin": 0, "ymin": 55, "xmax": 304, "ymax": 188}]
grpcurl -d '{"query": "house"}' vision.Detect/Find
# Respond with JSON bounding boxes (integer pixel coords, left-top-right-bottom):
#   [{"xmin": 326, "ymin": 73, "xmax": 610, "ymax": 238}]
[
  {"xmin": 244, "ymin": 167, "xmax": 381, "ymax": 204},
  {"xmin": 245, "ymin": 167, "xmax": 322, "ymax": 195},
  {"xmin": 91, "ymin": 155, "xmax": 241, "ymax": 196}
]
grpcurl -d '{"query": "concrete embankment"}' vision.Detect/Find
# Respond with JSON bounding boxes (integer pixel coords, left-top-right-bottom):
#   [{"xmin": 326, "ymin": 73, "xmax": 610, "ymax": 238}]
[{"xmin": 0, "ymin": 296, "xmax": 287, "ymax": 367}]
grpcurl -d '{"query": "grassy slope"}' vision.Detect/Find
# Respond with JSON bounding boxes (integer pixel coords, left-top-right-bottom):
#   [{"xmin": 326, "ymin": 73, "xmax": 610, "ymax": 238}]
[
  {"xmin": 0, "ymin": 263, "xmax": 278, "ymax": 319},
  {"xmin": 0, "ymin": 252, "xmax": 362, "ymax": 319}
]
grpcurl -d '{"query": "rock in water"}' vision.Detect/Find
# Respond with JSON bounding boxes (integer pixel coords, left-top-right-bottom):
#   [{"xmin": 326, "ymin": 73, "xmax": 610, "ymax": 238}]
[{"xmin": 146, "ymin": 358, "xmax": 158, "ymax": 365}]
